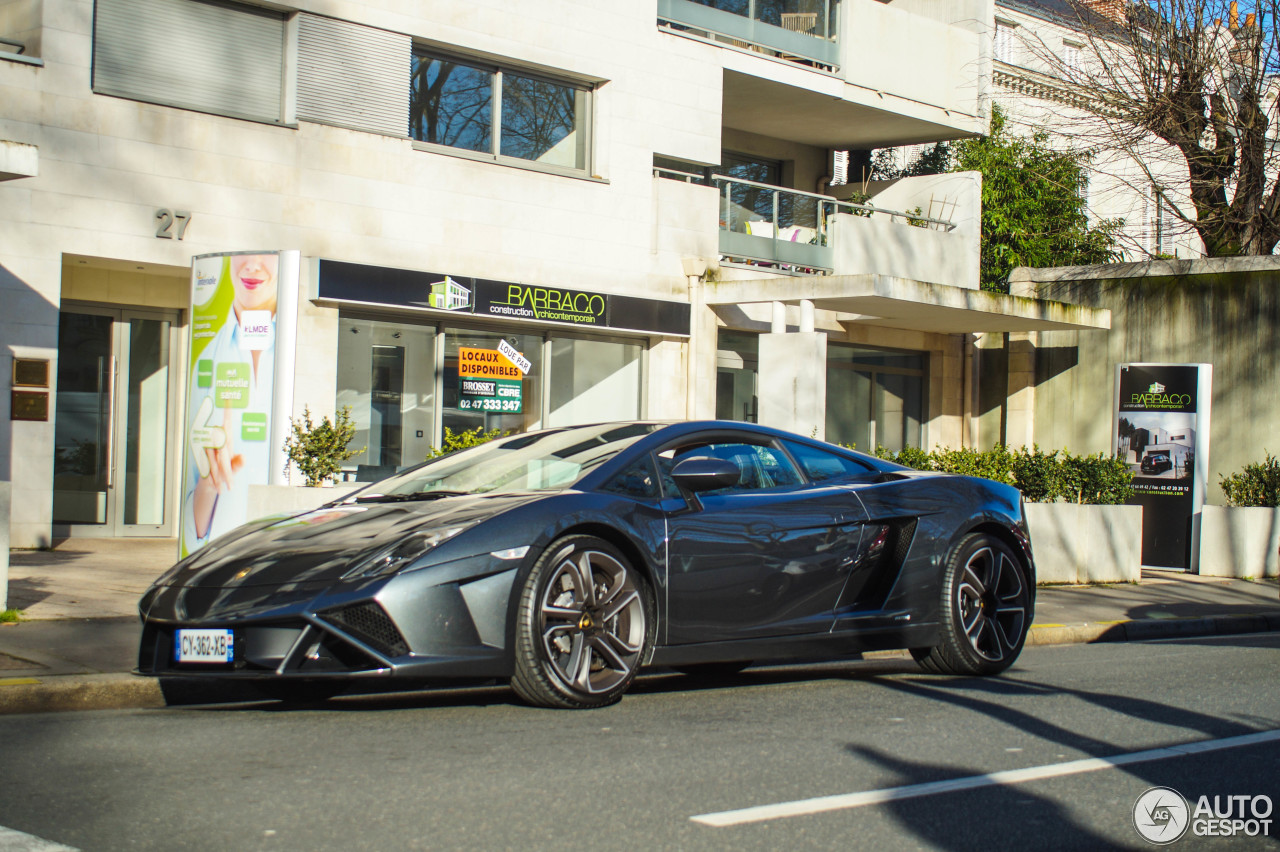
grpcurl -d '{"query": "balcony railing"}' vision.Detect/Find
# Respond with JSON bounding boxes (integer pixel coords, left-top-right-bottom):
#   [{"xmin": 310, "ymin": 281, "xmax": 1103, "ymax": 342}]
[
  {"xmin": 699, "ymin": 174, "xmax": 955, "ymax": 273},
  {"xmin": 657, "ymin": 0, "xmax": 840, "ymax": 69}
]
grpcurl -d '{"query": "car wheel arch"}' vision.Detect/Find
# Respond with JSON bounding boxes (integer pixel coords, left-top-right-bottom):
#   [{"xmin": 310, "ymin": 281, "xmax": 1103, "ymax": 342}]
[
  {"xmin": 499, "ymin": 523, "xmax": 660, "ymax": 665},
  {"xmin": 960, "ymin": 521, "xmax": 1035, "ymax": 587}
]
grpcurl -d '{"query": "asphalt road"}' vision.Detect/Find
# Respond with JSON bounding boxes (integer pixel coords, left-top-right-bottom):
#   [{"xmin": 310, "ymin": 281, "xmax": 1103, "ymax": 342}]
[{"xmin": 0, "ymin": 634, "xmax": 1277, "ymax": 851}]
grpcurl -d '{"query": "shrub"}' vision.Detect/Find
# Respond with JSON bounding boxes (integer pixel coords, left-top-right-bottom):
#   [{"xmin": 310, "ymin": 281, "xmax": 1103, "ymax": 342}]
[
  {"xmin": 1059, "ymin": 452, "xmax": 1133, "ymax": 505},
  {"xmin": 1220, "ymin": 453, "xmax": 1280, "ymax": 507},
  {"xmin": 284, "ymin": 405, "xmax": 362, "ymax": 487},
  {"xmin": 865, "ymin": 442, "xmax": 1132, "ymax": 504},
  {"xmin": 428, "ymin": 426, "xmax": 505, "ymax": 459}
]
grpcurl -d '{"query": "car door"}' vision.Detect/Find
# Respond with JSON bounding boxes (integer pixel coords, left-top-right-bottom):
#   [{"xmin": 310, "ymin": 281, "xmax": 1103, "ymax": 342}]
[{"xmin": 658, "ymin": 437, "xmax": 868, "ymax": 644}]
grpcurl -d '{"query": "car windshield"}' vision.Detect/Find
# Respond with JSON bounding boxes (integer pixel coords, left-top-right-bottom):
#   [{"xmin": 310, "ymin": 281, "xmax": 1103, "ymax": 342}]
[{"xmin": 350, "ymin": 423, "xmax": 661, "ymax": 501}]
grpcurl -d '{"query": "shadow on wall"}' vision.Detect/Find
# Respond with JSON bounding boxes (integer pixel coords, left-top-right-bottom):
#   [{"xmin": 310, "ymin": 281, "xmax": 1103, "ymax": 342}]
[{"xmin": 1, "ymin": 260, "xmax": 62, "ymax": 549}]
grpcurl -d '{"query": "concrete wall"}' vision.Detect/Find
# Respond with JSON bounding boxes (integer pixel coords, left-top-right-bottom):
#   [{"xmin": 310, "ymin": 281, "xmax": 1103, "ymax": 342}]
[
  {"xmin": 0, "ymin": 480, "xmax": 9, "ymax": 610},
  {"xmin": 833, "ymin": 171, "xmax": 981, "ymax": 288},
  {"xmin": 1025, "ymin": 502, "xmax": 1142, "ymax": 584},
  {"xmin": 1199, "ymin": 506, "xmax": 1280, "ymax": 579},
  {"xmin": 1007, "ymin": 258, "xmax": 1280, "ymax": 506},
  {"xmin": 845, "ymin": 1, "xmax": 986, "ymax": 120}
]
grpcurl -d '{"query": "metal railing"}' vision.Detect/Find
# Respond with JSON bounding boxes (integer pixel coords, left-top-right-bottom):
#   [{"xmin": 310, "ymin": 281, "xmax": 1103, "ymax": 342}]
[{"xmin": 653, "ymin": 169, "xmax": 958, "ymax": 272}]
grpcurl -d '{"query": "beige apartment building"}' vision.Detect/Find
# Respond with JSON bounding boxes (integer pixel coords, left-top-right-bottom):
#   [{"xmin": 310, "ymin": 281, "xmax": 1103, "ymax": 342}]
[{"xmin": 0, "ymin": 0, "xmax": 1106, "ymax": 549}]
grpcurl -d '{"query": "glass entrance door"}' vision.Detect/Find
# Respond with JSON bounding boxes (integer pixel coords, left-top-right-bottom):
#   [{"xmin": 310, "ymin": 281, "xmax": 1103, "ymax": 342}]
[{"xmin": 53, "ymin": 305, "xmax": 179, "ymax": 537}]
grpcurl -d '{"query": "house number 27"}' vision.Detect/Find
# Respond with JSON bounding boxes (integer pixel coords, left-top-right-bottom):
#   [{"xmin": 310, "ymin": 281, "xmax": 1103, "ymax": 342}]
[{"xmin": 154, "ymin": 208, "xmax": 192, "ymax": 240}]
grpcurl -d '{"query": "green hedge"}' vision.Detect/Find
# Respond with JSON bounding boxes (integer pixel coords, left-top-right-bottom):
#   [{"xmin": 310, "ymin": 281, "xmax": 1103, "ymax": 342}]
[
  {"xmin": 866, "ymin": 444, "xmax": 1134, "ymax": 505},
  {"xmin": 1220, "ymin": 453, "xmax": 1280, "ymax": 507}
]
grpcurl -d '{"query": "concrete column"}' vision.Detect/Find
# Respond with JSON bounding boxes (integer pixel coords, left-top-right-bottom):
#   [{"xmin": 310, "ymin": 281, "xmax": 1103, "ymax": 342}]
[
  {"xmin": 799, "ymin": 299, "xmax": 814, "ymax": 333},
  {"xmin": 770, "ymin": 301, "xmax": 786, "ymax": 333},
  {"xmin": 684, "ymin": 273, "xmax": 719, "ymax": 420},
  {"xmin": 1005, "ymin": 331, "xmax": 1037, "ymax": 449},
  {"xmin": 758, "ymin": 332, "xmax": 827, "ymax": 440}
]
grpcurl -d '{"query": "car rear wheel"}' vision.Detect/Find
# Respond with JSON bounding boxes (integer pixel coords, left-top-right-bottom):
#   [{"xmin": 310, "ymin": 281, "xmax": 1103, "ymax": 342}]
[
  {"xmin": 511, "ymin": 535, "xmax": 654, "ymax": 709},
  {"xmin": 913, "ymin": 533, "xmax": 1029, "ymax": 676}
]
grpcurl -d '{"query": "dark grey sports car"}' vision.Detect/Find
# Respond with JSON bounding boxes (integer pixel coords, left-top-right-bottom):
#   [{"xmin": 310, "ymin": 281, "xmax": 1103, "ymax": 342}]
[{"xmin": 137, "ymin": 421, "xmax": 1035, "ymax": 708}]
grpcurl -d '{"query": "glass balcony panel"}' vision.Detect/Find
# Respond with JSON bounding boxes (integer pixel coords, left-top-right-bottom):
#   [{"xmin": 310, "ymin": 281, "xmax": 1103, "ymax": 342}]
[{"xmin": 657, "ymin": 0, "xmax": 839, "ymax": 67}]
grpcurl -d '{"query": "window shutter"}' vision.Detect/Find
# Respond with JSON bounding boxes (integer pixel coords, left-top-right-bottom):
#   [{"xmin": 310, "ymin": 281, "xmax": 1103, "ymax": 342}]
[
  {"xmin": 296, "ymin": 14, "xmax": 410, "ymax": 137},
  {"xmin": 93, "ymin": 0, "xmax": 285, "ymax": 124}
]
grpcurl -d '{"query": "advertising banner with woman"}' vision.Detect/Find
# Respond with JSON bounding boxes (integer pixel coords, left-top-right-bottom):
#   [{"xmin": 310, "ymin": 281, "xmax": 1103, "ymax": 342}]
[{"xmin": 180, "ymin": 251, "xmax": 299, "ymax": 556}]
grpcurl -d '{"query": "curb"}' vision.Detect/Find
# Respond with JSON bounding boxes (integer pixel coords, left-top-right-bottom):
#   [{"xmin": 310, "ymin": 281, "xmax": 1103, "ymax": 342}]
[
  {"xmin": 1, "ymin": 615, "xmax": 1277, "ymax": 715},
  {"xmin": 0, "ymin": 674, "xmax": 165, "ymax": 715},
  {"xmin": 1027, "ymin": 612, "xmax": 1280, "ymax": 646}
]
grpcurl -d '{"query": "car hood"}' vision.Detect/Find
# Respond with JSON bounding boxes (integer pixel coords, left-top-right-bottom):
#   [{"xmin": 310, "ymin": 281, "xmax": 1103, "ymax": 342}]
[{"xmin": 157, "ymin": 492, "xmax": 544, "ymax": 590}]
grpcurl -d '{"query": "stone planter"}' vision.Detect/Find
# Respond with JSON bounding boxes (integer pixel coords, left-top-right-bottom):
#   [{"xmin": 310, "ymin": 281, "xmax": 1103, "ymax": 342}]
[
  {"xmin": 1024, "ymin": 502, "xmax": 1143, "ymax": 585},
  {"xmin": 247, "ymin": 483, "xmax": 364, "ymax": 522},
  {"xmin": 1197, "ymin": 505, "xmax": 1280, "ymax": 578}
]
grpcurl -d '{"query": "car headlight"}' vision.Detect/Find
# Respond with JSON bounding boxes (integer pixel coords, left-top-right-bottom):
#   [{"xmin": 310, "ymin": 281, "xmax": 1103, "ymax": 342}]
[{"xmin": 341, "ymin": 526, "xmax": 467, "ymax": 579}]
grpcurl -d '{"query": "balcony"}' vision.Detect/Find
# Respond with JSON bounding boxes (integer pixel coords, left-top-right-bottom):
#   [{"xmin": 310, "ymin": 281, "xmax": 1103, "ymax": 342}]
[
  {"xmin": 654, "ymin": 169, "xmax": 980, "ymax": 287},
  {"xmin": 659, "ymin": 0, "xmax": 987, "ymax": 147},
  {"xmin": 657, "ymin": 0, "xmax": 840, "ymax": 70}
]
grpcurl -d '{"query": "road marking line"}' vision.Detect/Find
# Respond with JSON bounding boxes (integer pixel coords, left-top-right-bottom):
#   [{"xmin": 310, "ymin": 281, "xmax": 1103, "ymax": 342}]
[
  {"xmin": 691, "ymin": 728, "xmax": 1280, "ymax": 827},
  {"xmin": 0, "ymin": 826, "xmax": 79, "ymax": 851},
  {"xmin": 0, "ymin": 679, "xmax": 41, "ymax": 687}
]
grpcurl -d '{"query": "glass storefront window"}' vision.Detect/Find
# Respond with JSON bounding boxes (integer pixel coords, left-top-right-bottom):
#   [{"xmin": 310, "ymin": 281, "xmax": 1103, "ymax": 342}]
[
  {"xmin": 337, "ymin": 317, "xmax": 437, "ymax": 478},
  {"xmin": 443, "ymin": 328, "xmax": 544, "ymax": 437},
  {"xmin": 548, "ymin": 337, "xmax": 642, "ymax": 426},
  {"xmin": 826, "ymin": 343, "xmax": 924, "ymax": 452},
  {"xmin": 338, "ymin": 314, "xmax": 647, "ymax": 468}
]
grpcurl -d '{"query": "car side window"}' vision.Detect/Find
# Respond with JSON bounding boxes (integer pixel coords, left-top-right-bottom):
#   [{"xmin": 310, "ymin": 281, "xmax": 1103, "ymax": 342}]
[
  {"xmin": 600, "ymin": 454, "xmax": 661, "ymax": 500},
  {"xmin": 656, "ymin": 441, "xmax": 802, "ymax": 496},
  {"xmin": 782, "ymin": 440, "xmax": 876, "ymax": 482}
]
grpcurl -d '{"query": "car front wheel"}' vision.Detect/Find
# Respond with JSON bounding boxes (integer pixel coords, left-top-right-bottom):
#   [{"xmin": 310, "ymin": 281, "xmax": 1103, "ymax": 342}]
[
  {"xmin": 913, "ymin": 533, "xmax": 1030, "ymax": 676},
  {"xmin": 511, "ymin": 535, "xmax": 654, "ymax": 709}
]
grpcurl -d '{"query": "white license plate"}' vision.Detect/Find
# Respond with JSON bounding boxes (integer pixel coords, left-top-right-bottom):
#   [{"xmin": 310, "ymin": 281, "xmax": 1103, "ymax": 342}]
[{"xmin": 174, "ymin": 629, "xmax": 234, "ymax": 664}]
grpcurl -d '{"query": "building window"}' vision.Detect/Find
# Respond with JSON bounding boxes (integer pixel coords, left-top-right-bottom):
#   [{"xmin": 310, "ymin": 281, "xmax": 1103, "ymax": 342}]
[
  {"xmin": 93, "ymin": 0, "xmax": 288, "ymax": 125},
  {"xmin": 826, "ymin": 344, "xmax": 925, "ymax": 452},
  {"xmin": 547, "ymin": 337, "xmax": 643, "ymax": 427},
  {"xmin": 337, "ymin": 317, "xmax": 438, "ymax": 480},
  {"xmin": 338, "ymin": 314, "xmax": 645, "ymax": 477},
  {"xmin": 410, "ymin": 49, "xmax": 591, "ymax": 173},
  {"xmin": 1063, "ymin": 40, "xmax": 1082, "ymax": 71},
  {"xmin": 993, "ymin": 20, "xmax": 1015, "ymax": 64}
]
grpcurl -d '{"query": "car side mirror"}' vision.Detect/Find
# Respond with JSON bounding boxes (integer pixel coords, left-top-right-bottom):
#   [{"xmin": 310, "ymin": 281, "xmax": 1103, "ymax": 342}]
[{"xmin": 671, "ymin": 457, "xmax": 740, "ymax": 492}]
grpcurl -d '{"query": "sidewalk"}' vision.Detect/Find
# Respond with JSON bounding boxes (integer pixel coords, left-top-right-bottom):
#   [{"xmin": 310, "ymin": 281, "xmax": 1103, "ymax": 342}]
[{"xmin": 1, "ymin": 538, "xmax": 1277, "ymax": 714}]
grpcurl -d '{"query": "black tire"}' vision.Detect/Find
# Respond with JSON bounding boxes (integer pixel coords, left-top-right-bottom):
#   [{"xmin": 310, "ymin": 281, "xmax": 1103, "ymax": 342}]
[
  {"xmin": 673, "ymin": 662, "xmax": 752, "ymax": 678},
  {"xmin": 511, "ymin": 535, "xmax": 654, "ymax": 709},
  {"xmin": 913, "ymin": 533, "xmax": 1030, "ymax": 676}
]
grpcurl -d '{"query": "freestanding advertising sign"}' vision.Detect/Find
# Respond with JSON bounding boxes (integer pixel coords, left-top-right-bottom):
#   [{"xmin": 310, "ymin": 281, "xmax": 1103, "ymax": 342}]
[
  {"xmin": 180, "ymin": 251, "xmax": 299, "ymax": 557},
  {"xmin": 1113, "ymin": 363, "xmax": 1212, "ymax": 571}
]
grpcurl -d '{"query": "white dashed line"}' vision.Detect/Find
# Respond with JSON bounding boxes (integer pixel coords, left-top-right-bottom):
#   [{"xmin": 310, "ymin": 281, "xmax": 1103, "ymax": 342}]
[
  {"xmin": 691, "ymin": 728, "xmax": 1280, "ymax": 827},
  {"xmin": 0, "ymin": 826, "xmax": 79, "ymax": 852}
]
